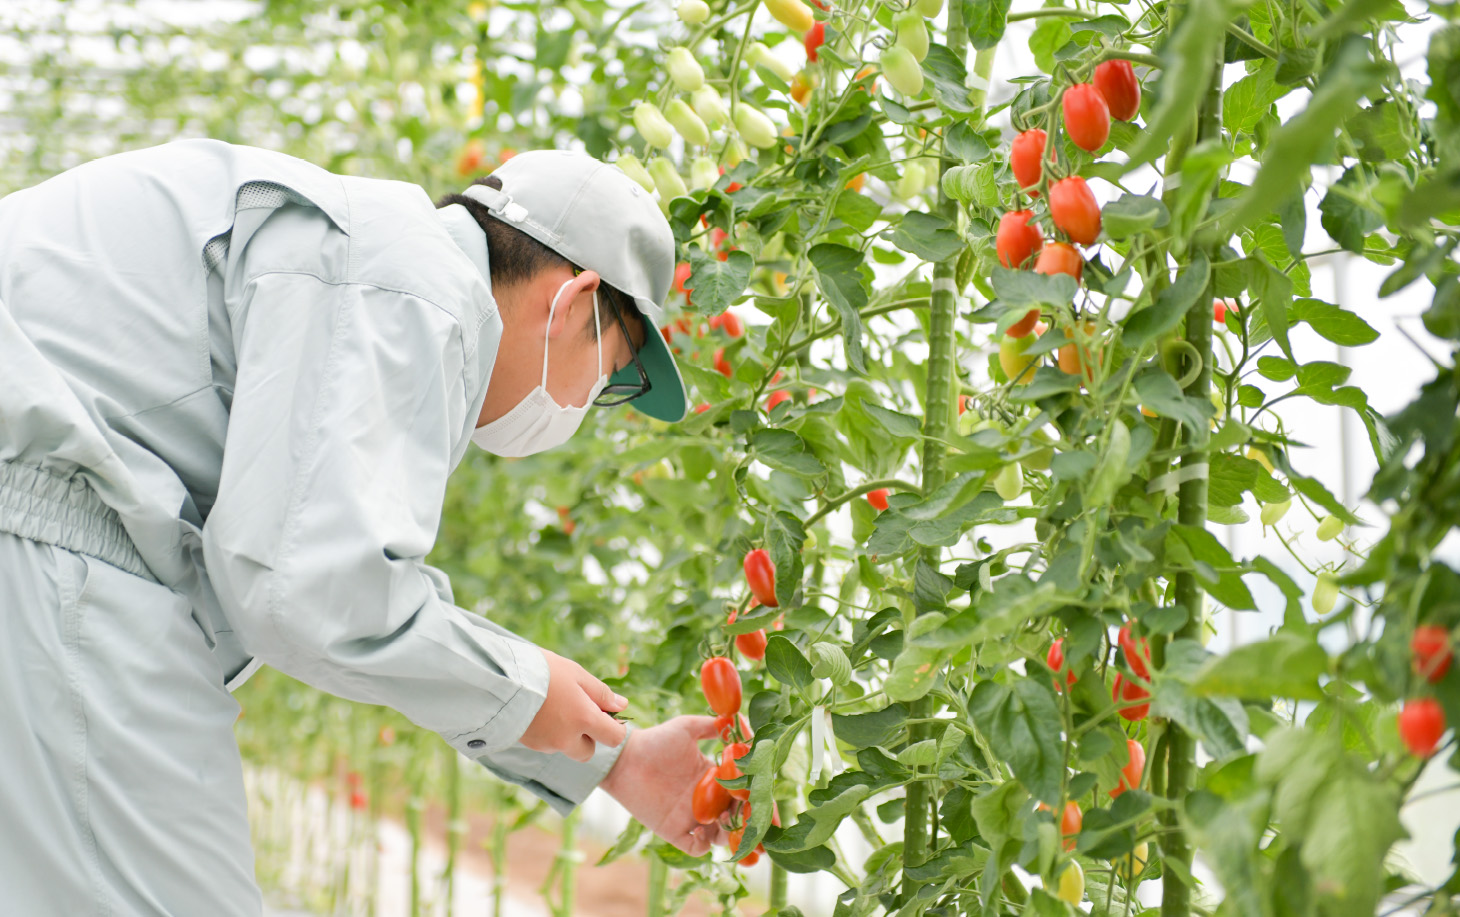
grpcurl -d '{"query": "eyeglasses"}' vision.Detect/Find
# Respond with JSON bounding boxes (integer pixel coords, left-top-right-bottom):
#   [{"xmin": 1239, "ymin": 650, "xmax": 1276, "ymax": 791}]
[{"xmin": 574, "ymin": 267, "xmax": 652, "ymax": 407}]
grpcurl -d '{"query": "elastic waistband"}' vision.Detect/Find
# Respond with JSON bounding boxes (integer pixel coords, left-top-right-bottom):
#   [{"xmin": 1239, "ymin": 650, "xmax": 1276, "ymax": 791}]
[{"xmin": 0, "ymin": 461, "xmax": 155, "ymax": 581}]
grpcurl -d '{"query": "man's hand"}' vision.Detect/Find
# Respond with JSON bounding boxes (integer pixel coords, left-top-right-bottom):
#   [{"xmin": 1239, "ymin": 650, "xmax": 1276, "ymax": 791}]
[
  {"xmin": 599, "ymin": 715, "xmax": 732, "ymax": 857},
  {"xmin": 518, "ymin": 648, "xmax": 628, "ymax": 763}
]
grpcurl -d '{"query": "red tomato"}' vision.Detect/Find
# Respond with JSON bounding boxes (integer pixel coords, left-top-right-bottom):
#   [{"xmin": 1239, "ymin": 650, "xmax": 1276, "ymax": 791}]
[
  {"xmin": 765, "ymin": 390, "xmax": 793, "ymax": 414},
  {"xmin": 1398, "ymin": 698, "xmax": 1446, "ymax": 757},
  {"xmin": 346, "ymin": 770, "xmax": 363, "ymax": 789},
  {"xmin": 1049, "ymin": 177, "xmax": 1101, "ymax": 246},
  {"xmin": 1062, "ymin": 83, "xmax": 1111, "ymax": 152},
  {"xmin": 773, "ymin": 612, "xmax": 785, "ymax": 631},
  {"xmin": 1047, "ymin": 638, "xmax": 1077, "ymax": 692},
  {"xmin": 1110, "ymin": 738, "xmax": 1145, "ymax": 798},
  {"xmin": 1119, "ymin": 621, "xmax": 1151, "ymax": 680},
  {"xmin": 957, "ymin": 394, "xmax": 970, "ymax": 415},
  {"xmin": 694, "ymin": 403, "xmax": 711, "ymax": 414},
  {"xmin": 456, "ymin": 139, "xmax": 485, "ymax": 177},
  {"xmin": 1113, "ymin": 673, "xmax": 1151, "ymax": 721},
  {"xmin": 1412, "ymin": 625, "xmax": 1453, "ymax": 683},
  {"xmin": 866, "ymin": 488, "xmax": 890, "ymax": 511},
  {"xmin": 673, "ymin": 262, "xmax": 693, "ymax": 299},
  {"xmin": 1033, "ymin": 242, "xmax": 1083, "ymax": 282},
  {"xmin": 736, "ymin": 629, "xmax": 769, "ymax": 661},
  {"xmin": 714, "ymin": 712, "xmax": 753, "ymax": 742},
  {"xmin": 719, "ymin": 742, "xmax": 752, "ymax": 800},
  {"xmin": 1007, "ymin": 308, "xmax": 1041, "ymax": 338},
  {"xmin": 804, "ymin": 22, "xmax": 825, "ymax": 62},
  {"xmin": 714, "ymin": 347, "xmax": 733, "ymax": 377},
  {"xmin": 741, "ymin": 848, "xmax": 761, "ymax": 866},
  {"xmin": 701, "ymin": 656, "xmax": 743, "ymax": 716},
  {"xmin": 1060, "ymin": 801, "xmax": 1082, "ymax": 850},
  {"xmin": 720, "ymin": 311, "xmax": 744, "ymax": 337},
  {"xmin": 744, "ymin": 548, "xmax": 779, "ymax": 608},
  {"xmin": 350, "ymin": 790, "xmax": 368, "ymax": 811},
  {"xmin": 1036, "ymin": 801, "xmax": 1082, "ymax": 851},
  {"xmin": 996, "ymin": 209, "xmax": 1043, "ymax": 269},
  {"xmin": 727, "ymin": 826, "xmax": 744, "ymax": 853},
  {"xmin": 692, "ymin": 765, "xmax": 733, "ymax": 823},
  {"xmin": 1010, "ymin": 128, "xmax": 1047, "ymax": 197},
  {"xmin": 717, "ymin": 165, "xmax": 743, "ymax": 193},
  {"xmin": 1093, "ymin": 59, "xmax": 1141, "ymax": 121}
]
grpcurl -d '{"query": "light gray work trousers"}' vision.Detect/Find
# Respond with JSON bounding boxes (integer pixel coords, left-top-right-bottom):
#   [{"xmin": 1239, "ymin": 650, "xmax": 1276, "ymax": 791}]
[{"xmin": 0, "ymin": 518, "xmax": 262, "ymax": 914}]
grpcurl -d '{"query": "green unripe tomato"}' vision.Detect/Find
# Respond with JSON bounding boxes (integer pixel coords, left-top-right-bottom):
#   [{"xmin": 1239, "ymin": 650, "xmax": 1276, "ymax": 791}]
[
  {"xmin": 734, "ymin": 104, "xmax": 778, "ymax": 149},
  {"xmin": 894, "ymin": 10, "xmax": 929, "ymax": 62},
  {"xmin": 633, "ymin": 102, "xmax": 675, "ymax": 149},
  {"xmin": 677, "ymin": 0, "xmax": 710, "ymax": 24},
  {"xmin": 667, "ymin": 47, "xmax": 706, "ymax": 92},
  {"xmin": 648, "ymin": 157, "xmax": 688, "ymax": 202},
  {"xmin": 993, "ymin": 461, "xmax": 1023, "ymax": 501},
  {"xmin": 1312, "ymin": 572, "xmax": 1339, "ymax": 616},
  {"xmin": 691, "ymin": 86, "xmax": 729, "ymax": 128},
  {"xmin": 1259, "ymin": 498, "xmax": 1291, "ymax": 527},
  {"xmin": 1055, "ymin": 860, "xmax": 1084, "ymax": 904},
  {"xmin": 1316, "ymin": 514, "xmax": 1344, "ymax": 541},
  {"xmin": 879, "ymin": 44, "xmax": 924, "ymax": 97},
  {"xmin": 615, "ymin": 153, "xmax": 655, "ymax": 193},
  {"xmin": 665, "ymin": 99, "xmax": 710, "ymax": 146},
  {"xmin": 914, "ymin": 0, "xmax": 943, "ymax": 16}
]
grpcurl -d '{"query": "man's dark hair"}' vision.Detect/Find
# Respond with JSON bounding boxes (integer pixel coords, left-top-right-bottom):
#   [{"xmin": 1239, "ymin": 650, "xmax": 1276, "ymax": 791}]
[{"xmin": 436, "ymin": 175, "xmax": 644, "ymax": 347}]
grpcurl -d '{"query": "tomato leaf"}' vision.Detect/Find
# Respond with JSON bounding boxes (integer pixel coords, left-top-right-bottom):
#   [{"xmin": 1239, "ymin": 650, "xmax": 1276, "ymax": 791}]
[
  {"xmin": 1101, "ymin": 193, "xmax": 1171, "ymax": 240},
  {"xmin": 1191, "ymin": 631, "xmax": 1328, "ymax": 701},
  {"xmin": 882, "ymin": 211, "xmax": 964, "ymax": 263},
  {"xmin": 809, "ymin": 243, "xmax": 870, "ymax": 374},
  {"xmin": 962, "ymin": 0, "xmax": 1013, "ymax": 51},
  {"xmin": 1291, "ymin": 298, "xmax": 1380, "ymax": 347},
  {"xmin": 684, "ymin": 247, "xmax": 754, "ymax": 314},
  {"xmin": 765, "ymin": 510, "xmax": 807, "ymax": 607},
  {"xmin": 764, "ymin": 634, "xmax": 814, "ymax": 691},
  {"xmin": 968, "ymin": 678, "xmax": 1064, "ymax": 804},
  {"xmin": 991, "ymin": 265, "xmax": 1080, "ymax": 307},
  {"xmin": 764, "ymin": 784, "xmax": 871, "ymax": 852},
  {"xmin": 1122, "ymin": 249, "xmax": 1212, "ymax": 352},
  {"xmin": 831, "ymin": 704, "xmax": 909, "ymax": 749},
  {"xmin": 1220, "ymin": 36, "xmax": 1388, "ymax": 236}
]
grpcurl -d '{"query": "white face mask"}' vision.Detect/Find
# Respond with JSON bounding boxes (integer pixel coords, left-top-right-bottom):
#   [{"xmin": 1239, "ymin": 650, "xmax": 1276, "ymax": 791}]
[{"xmin": 472, "ymin": 277, "xmax": 608, "ymax": 457}]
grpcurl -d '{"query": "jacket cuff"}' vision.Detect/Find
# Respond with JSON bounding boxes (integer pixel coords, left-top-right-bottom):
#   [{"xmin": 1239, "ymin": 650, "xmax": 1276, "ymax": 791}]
[
  {"xmin": 443, "ymin": 640, "xmax": 550, "ymax": 756},
  {"xmin": 468, "ymin": 723, "xmax": 634, "ymax": 818}
]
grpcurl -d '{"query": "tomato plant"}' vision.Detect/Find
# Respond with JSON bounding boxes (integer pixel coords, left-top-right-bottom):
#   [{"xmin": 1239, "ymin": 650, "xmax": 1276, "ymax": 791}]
[{"xmin": 66, "ymin": 1, "xmax": 1459, "ymax": 913}]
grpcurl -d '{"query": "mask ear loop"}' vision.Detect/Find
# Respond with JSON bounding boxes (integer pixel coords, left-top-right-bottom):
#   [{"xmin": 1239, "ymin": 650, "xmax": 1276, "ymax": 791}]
[{"xmin": 542, "ymin": 277, "xmax": 575, "ymax": 390}]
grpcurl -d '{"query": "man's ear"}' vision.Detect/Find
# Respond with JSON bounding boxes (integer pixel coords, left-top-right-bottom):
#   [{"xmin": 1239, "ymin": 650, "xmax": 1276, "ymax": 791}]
[{"xmin": 544, "ymin": 268, "xmax": 598, "ymax": 339}]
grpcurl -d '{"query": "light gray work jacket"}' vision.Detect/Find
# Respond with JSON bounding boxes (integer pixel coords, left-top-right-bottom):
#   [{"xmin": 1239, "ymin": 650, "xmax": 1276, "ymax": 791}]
[{"xmin": 0, "ymin": 138, "xmax": 626, "ymax": 816}]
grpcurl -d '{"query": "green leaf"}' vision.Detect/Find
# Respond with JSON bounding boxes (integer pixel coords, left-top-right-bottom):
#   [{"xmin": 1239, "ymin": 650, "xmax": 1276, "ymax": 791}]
[
  {"xmin": 885, "ymin": 643, "xmax": 947, "ymax": 702},
  {"xmin": 1101, "ymin": 193, "xmax": 1170, "ymax": 240},
  {"xmin": 1221, "ymin": 37, "xmax": 1387, "ymax": 235},
  {"xmin": 1122, "ymin": 0, "xmax": 1240, "ymax": 170},
  {"xmin": 1291, "ymin": 298, "xmax": 1380, "ymax": 346},
  {"xmin": 1222, "ymin": 67, "xmax": 1291, "ymax": 135},
  {"xmin": 764, "ymin": 784, "xmax": 871, "ymax": 852},
  {"xmin": 831, "ymin": 704, "xmax": 909, "ymax": 748},
  {"xmin": 1319, "ymin": 167, "xmax": 1385, "ymax": 254},
  {"xmin": 963, "ymin": 0, "xmax": 1013, "ymax": 51},
  {"xmin": 1123, "ymin": 249, "xmax": 1212, "ymax": 351},
  {"xmin": 750, "ymin": 429, "xmax": 827, "ymax": 478},
  {"xmin": 946, "ymin": 121, "xmax": 993, "ymax": 163},
  {"xmin": 990, "ymin": 265, "xmax": 1079, "ymax": 307},
  {"xmin": 1191, "ymin": 631, "xmax": 1329, "ymax": 700},
  {"xmin": 968, "ymin": 679, "xmax": 1064, "ymax": 803},
  {"xmin": 921, "ymin": 43, "xmax": 979, "ymax": 114},
  {"xmin": 764, "ymin": 844, "xmax": 837, "ymax": 874},
  {"xmin": 882, "ymin": 211, "xmax": 964, "ymax": 263},
  {"xmin": 1086, "ymin": 419, "xmax": 1132, "ymax": 509},
  {"xmin": 809, "ymin": 243, "xmax": 869, "ymax": 374},
  {"xmin": 685, "ymin": 248, "xmax": 754, "ymax": 313},
  {"xmin": 833, "ymin": 191, "xmax": 882, "ymax": 233},
  {"xmin": 765, "ymin": 634, "xmax": 814, "ymax": 691},
  {"xmin": 1249, "ymin": 254, "xmax": 1295, "ymax": 361},
  {"xmin": 765, "ymin": 510, "xmax": 807, "ymax": 607}
]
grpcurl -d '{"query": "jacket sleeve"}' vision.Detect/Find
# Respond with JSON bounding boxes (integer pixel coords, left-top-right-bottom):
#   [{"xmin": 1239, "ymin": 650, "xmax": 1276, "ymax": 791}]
[
  {"xmin": 419, "ymin": 569, "xmax": 631, "ymax": 815},
  {"xmin": 201, "ymin": 268, "xmax": 622, "ymax": 814}
]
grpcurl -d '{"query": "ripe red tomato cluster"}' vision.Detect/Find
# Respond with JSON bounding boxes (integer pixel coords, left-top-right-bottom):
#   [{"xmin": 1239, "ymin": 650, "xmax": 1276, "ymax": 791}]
[
  {"xmin": 695, "ymin": 661, "xmax": 776, "ymax": 866},
  {"xmin": 1399, "ymin": 625, "xmax": 1452, "ymax": 758},
  {"xmin": 1046, "ymin": 637, "xmax": 1077, "ymax": 692}
]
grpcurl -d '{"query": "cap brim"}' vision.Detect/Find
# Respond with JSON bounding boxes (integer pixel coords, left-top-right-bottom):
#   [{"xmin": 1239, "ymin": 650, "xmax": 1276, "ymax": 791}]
[{"xmin": 609, "ymin": 301, "xmax": 688, "ymax": 422}]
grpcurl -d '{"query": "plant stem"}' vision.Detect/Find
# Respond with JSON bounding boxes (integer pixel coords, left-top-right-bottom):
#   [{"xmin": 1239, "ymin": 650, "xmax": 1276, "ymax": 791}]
[
  {"xmin": 902, "ymin": 10, "xmax": 989, "ymax": 904},
  {"xmin": 1161, "ymin": 11, "xmax": 1222, "ymax": 916},
  {"xmin": 647, "ymin": 852, "xmax": 667, "ymax": 917}
]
